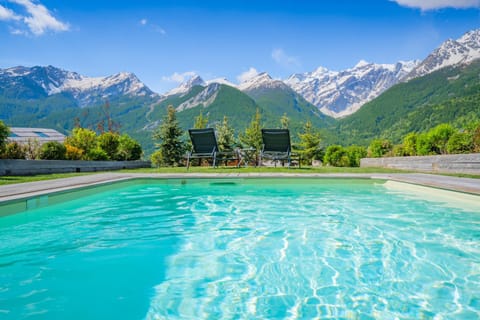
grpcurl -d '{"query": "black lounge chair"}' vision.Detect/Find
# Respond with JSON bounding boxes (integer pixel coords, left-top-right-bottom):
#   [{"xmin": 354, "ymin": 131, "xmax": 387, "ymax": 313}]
[
  {"xmin": 260, "ymin": 128, "xmax": 300, "ymax": 168},
  {"xmin": 186, "ymin": 128, "xmax": 239, "ymax": 169}
]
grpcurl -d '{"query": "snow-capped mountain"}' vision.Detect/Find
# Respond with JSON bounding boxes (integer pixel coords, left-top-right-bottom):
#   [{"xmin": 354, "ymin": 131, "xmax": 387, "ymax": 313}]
[
  {"xmin": 164, "ymin": 75, "xmax": 206, "ymax": 96},
  {"xmin": 0, "ymin": 65, "xmax": 157, "ymax": 107},
  {"xmin": 404, "ymin": 29, "xmax": 480, "ymax": 81},
  {"xmin": 238, "ymin": 72, "xmax": 290, "ymax": 92},
  {"xmin": 176, "ymin": 83, "xmax": 221, "ymax": 111},
  {"xmin": 285, "ymin": 60, "xmax": 418, "ymax": 118}
]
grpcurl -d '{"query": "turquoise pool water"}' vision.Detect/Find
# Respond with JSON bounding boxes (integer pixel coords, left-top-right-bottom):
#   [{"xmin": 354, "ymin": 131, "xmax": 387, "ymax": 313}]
[{"xmin": 0, "ymin": 178, "xmax": 480, "ymax": 319}]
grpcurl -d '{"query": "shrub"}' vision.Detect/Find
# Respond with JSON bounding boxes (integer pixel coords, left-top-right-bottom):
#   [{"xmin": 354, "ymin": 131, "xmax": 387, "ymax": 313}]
[
  {"xmin": 324, "ymin": 145, "xmax": 349, "ymax": 167},
  {"xmin": 65, "ymin": 144, "xmax": 84, "ymax": 160},
  {"xmin": 367, "ymin": 139, "xmax": 392, "ymax": 158},
  {"xmin": 39, "ymin": 141, "xmax": 67, "ymax": 160},
  {"xmin": 87, "ymin": 148, "xmax": 109, "ymax": 161},
  {"xmin": 117, "ymin": 134, "xmax": 143, "ymax": 161},
  {"xmin": 150, "ymin": 149, "xmax": 164, "ymax": 167},
  {"xmin": 24, "ymin": 138, "xmax": 41, "ymax": 160},
  {"xmin": 0, "ymin": 120, "xmax": 9, "ymax": 153},
  {"xmin": 345, "ymin": 145, "xmax": 367, "ymax": 167},
  {"xmin": 392, "ymin": 144, "xmax": 408, "ymax": 157},
  {"xmin": 2, "ymin": 142, "xmax": 25, "ymax": 159},
  {"xmin": 427, "ymin": 123, "xmax": 455, "ymax": 154},
  {"xmin": 65, "ymin": 128, "xmax": 97, "ymax": 159},
  {"xmin": 415, "ymin": 133, "xmax": 434, "ymax": 156},
  {"xmin": 97, "ymin": 132, "xmax": 120, "ymax": 160},
  {"xmin": 402, "ymin": 132, "xmax": 418, "ymax": 156},
  {"xmin": 446, "ymin": 132, "xmax": 474, "ymax": 154}
]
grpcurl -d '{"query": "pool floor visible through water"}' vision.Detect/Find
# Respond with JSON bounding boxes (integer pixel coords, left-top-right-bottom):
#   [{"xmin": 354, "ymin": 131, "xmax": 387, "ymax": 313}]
[{"xmin": 0, "ymin": 178, "xmax": 479, "ymax": 319}]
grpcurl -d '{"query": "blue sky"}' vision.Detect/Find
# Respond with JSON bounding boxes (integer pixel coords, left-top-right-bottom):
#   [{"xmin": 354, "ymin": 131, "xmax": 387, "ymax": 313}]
[{"xmin": 1, "ymin": 0, "xmax": 479, "ymax": 93}]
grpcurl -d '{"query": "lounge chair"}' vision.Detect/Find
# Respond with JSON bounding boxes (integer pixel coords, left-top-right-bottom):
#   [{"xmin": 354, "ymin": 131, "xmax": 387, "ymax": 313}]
[
  {"xmin": 186, "ymin": 128, "xmax": 239, "ymax": 169},
  {"xmin": 260, "ymin": 128, "xmax": 300, "ymax": 168}
]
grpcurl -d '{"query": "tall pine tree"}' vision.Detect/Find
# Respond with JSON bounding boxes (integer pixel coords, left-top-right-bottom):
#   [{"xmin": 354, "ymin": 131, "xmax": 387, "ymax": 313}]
[{"xmin": 151, "ymin": 105, "xmax": 185, "ymax": 166}]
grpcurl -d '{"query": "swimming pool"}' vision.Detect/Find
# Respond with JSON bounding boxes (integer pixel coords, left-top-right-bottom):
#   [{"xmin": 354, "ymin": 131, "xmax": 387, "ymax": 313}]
[{"xmin": 0, "ymin": 178, "xmax": 479, "ymax": 319}]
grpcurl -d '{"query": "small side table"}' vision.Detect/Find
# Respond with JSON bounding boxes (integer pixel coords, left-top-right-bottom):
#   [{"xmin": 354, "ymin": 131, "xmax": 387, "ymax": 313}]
[{"xmin": 237, "ymin": 148, "xmax": 257, "ymax": 167}]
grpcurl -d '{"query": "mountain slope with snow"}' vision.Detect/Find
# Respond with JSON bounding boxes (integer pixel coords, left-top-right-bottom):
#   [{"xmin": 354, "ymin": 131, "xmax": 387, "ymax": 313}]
[
  {"xmin": 0, "ymin": 65, "xmax": 158, "ymax": 107},
  {"xmin": 285, "ymin": 60, "xmax": 418, "ymax": 118},
  {"xmin": 404, "ymin": 29, "xmax": 480, "ymax": 81}
]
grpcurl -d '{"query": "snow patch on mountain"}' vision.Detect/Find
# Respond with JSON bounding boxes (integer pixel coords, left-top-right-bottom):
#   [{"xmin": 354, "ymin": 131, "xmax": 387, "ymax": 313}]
[
  {"xmin": 285, "ymin": 60, "xmax": 418, "ymax": 118},
  {"xmin": 404, "ymin": 29, "xmax": 480, "ymax": 81},
  {"xmin": 238, "ymin": 72, "xmax": 288, "ymax": 92},
  {"xmin": 165, "ymin": 75, "xmax": 206, "ymax": 96},
  {"xmin": 176, "ymin": 83, "xmax": 221, "ymax": 111},
  {"xmin": 0, "ymin": 65, "xmax": 157, "ymax": 107}
]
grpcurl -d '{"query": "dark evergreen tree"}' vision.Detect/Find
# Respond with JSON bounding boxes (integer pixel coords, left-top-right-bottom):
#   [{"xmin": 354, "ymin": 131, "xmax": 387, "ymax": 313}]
[{"xmin": 152, "ymin": 105, "xmax": 185, "ymax": 166}]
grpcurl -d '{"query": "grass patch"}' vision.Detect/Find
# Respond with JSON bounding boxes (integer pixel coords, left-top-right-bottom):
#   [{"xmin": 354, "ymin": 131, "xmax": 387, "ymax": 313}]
[
  {"xmin": 0, "ymin": 172, "xmax": 96, "ymax": 186},
  {"xmin": 2, "ymin": 166, "xmax": 477, "ymax": 187},
  {"xmin": 122, "ymin": 166, "xmax": 410, "ymax": 174}
]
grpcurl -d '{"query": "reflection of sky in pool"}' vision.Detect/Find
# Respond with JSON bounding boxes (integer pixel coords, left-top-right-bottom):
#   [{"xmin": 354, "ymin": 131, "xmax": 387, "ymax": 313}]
[{"xmin": 1, "ymin": 179, "xmax": 479, "ymax": 319}]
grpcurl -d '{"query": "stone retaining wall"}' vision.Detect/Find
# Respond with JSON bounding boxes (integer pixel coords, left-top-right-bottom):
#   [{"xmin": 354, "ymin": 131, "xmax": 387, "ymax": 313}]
[
  {"xmin": 360, "ymin": 153, "xmax": 480, "ymax": 174},
  {"xmin": 0, "ymin": 159, "xmax": 151, "ymax": 176}
]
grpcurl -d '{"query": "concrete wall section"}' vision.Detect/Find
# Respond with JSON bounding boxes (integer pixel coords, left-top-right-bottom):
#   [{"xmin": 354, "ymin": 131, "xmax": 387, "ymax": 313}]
[
  {"xmin": 0, "ymin": 160, "xmax": 151, "ymax": 176},
  {"xmin": 360, "ymin": 153, "xmax": 480, "ymax": 174}
]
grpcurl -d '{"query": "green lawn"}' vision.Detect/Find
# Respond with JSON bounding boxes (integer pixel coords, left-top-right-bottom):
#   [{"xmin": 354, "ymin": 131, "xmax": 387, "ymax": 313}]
[
  {"xmin": 1, "ymin": 166, "xmax": 478, "ymax": 186},
  {"xmin": 0, "ymin": 166, "xmax": 409, "ymax": 186}
]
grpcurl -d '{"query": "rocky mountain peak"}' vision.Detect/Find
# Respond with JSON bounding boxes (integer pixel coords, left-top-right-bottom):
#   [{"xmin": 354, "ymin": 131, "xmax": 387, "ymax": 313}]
[
  {"xmin": 165, "ymin": 75, "xmax": 206, "ymax": 96},
  {"xmin": 403, "ymin": 28, "xmax": 480, "ymax": 81},
  {"xmin": 284, "ymin": 60, "xmax": 418, "ymax": 118},
  {"xmin": 238, "ymin": 72, "xmax": 287, "ymax": 92}
]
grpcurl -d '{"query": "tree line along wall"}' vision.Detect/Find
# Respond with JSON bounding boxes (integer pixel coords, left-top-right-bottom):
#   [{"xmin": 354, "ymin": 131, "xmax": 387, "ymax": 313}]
[{"xmin": 360, "ymin": 153, "xmax": 480, "ymax": 175}]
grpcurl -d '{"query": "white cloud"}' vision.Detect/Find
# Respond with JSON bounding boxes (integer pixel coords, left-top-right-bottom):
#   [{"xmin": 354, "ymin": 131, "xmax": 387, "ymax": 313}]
[
  {"xmin": 139, "ymin": 18, "xmax": 166, "ymax": 35},
  {"xmin": 162, "ymin": 71, "xmax": 197, "ymax": 83},
  {"xmin": 0, "ymin": 5, "xmax": 20, "ymax": 21},
  {"xmin": 271, "ymin": 48, "xmax": 301, "ymax": 69},
  {"xmin": 237, "ymin": 67, "xmax": 259, "ymax": 83},
  {"xmin": 2, "ymin": 0, "xmax": 69, "ymax": 35},
  {"xmin": 391, "ymin": 0, "xmax": 480, "ymax": 10}
]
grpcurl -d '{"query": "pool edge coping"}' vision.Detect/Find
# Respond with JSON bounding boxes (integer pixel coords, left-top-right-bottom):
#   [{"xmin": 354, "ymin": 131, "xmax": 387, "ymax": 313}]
[{"xmin": 1, "ymin": 172, "xmax": 480, "ymax": 205}]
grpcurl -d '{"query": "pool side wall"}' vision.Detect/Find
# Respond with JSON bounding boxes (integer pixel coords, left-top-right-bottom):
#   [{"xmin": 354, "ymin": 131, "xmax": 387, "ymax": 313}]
[
  {"xmin": 0, "ymin": 159, "xmax": 152, "ymax": 176},
  {"xmin": 360, "ymin": 153, "xmax": 480, "ymax": 174}
]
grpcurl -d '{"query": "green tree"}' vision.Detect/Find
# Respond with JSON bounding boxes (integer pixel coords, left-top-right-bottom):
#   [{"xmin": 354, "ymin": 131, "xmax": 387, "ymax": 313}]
[
  {"xmin": 117, "ymin": 134, "xmax": 143, "ymax": 160},
  {"xmin": 402, "ymin": 132, "xmax": 418, "ymax": 156},
  {"xmin": 280, "ymin": 113, "xmax": 290, "ymax": 129},
  {"xmin": 193, "ymin": 111, "xmax": 209, "ymax": 129},
  {"xmin": 416, "ymin": 132, "xmax": 433, "ymax": 156},
  {"xmin": 239, "ymin": 109, "xmax": 263, "ymax": 151},
  {"xmin": 345, "ymin": 145, "xmax": 367, "ymax": 167},
  {"xmin": 97, "ymin": 132, "xmax": 120, "ymax": 160},
  {"xmin": 152, "ymin": 105, "xmax": 185, "ymax": 166},
  {"xmin": 427, "ymin": 123, "xmax": 455, "ymax": 154},
  {"xmin": 65, "ymin": 127, "xmax": 97, "ymax": 160},
  {"xmin": 297, "ymin": 120, "xmax": 322, "ymax": 164},
  {"xmin": 324, "ymin": 145, "xmax": 349, "ymax": 167},
  {"xmin": 2, "ymin": 142, "xmax": 25, "ymax": 159},
  {"xmin": 39, "ymin": 141, "xmax": 66, "ymax": 160},
  {"xmin": 392, "ymin": 144, "xmax": 408, "ymax": 157},
  {"xmin": 446, "ymin": 132, "xmax": 473, "ymax": 154},
  {"xmin": 471, "ymin": 123, "xmax": 480, "ymax": 152},
  {"xmin": 0, "ymin": 120, "xmax": 9, "ymax": 154},
  {"xmin": 87, "ymin": 148, "xmax": 109, "ymax": 161},
  {"xmin": 367, "ymin": 139, "xmax": 392, "ymax": 158},
  {"xmin": 216, "ymin": 116, "xmax": 236, "ymax": 152}
]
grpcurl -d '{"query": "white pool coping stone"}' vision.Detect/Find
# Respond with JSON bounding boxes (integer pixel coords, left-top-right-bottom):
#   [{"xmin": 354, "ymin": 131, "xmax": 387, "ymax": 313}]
[{"xmin": 0, "ymin": 172, "xmax": 479, "ymax": 203}]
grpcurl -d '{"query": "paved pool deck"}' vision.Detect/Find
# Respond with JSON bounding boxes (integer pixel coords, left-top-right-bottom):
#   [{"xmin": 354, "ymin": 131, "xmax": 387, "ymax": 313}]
[{"xmin": 1, "ymin": 172, "xmax": 479, "ymax": 203}]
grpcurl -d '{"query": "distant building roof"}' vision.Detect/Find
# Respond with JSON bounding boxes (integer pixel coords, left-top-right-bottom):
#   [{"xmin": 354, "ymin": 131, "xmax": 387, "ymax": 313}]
[{"xmin": 8, "ymin": 127, "xmax": 66, "ymax": 145}]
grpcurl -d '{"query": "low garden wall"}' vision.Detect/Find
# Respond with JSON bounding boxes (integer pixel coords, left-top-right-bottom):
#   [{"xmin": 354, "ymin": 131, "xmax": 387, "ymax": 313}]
[
  {"xmin": 0, "ymin": 159, "xmax": 152, "ymax": 176},
  {"xmin": 360, "ymin": 153, "xmax": 480, "ymax": 174}
]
